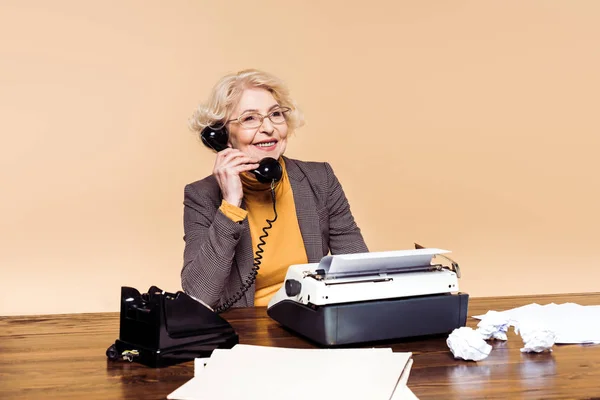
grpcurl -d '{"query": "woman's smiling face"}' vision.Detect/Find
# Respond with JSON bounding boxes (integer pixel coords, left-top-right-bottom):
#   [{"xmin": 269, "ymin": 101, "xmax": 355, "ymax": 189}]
[{"xmin": 226, "ymin": 88, "xmax": 289, "ymax": 161}]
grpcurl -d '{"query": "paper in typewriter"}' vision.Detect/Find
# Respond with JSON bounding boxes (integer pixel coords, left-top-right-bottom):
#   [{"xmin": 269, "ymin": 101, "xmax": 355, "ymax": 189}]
[
  {"xmin": 324, "ymin": 248, "xmax": 450, "ymax": 276},
  {"xmin": 167, "ymin": 344, "xmax": 414, "ymax": 400}
]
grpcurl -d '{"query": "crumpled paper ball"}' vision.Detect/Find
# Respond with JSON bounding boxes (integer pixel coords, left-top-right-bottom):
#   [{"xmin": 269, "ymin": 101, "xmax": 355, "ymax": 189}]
[
  {"xmin": 447, "ymin": 327, "xmax": 492, "ymax": 361},
  {"xmin": 515, "ymin": 323, "xmax": 556, "ymax": 353},
  {"xmin": 476, "ymin": 310, "xmax": 510, "ymax": 341}
]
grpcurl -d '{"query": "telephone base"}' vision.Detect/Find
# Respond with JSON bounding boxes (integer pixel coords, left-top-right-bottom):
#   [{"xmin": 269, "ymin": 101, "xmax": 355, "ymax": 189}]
[
  {"xmin": 106, "ymin": 286, "xmax": 240, "ymax": 368},
  {"xmin": 110, "ymin": 334, "xmax": 239, "ymax": 368}
]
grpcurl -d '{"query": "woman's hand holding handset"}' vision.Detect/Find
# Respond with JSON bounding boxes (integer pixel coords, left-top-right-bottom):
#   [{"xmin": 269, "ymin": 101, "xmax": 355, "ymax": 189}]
[{"xmin": 213, "ymin": 148, "xmax": 259, "ymax": 207}]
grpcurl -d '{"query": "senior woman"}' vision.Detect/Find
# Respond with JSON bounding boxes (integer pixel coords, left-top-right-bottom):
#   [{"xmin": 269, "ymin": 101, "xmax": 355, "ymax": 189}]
[{"xmin": 182, "ymin": 69, "xmax": 368, "ymax": 312}]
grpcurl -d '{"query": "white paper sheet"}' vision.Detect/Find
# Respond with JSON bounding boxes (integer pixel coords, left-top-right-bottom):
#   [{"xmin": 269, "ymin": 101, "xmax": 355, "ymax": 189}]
[
  {"xmin": 322, "ymin": 248, "xmax": 450, "ymax": 276},
  {"xmin": 473, "ymin": 303, "xmax": 600, "ymax": 344},
  {"xmin": 391, "ymin": 386, "xmax": 420, "ymax": 400},
  {"xmin": 170, "ymin": 376, "xmax": 421, "ymax": 400},
  {"xmin": 168, "ymin": 345, "xmax": 417, "ymax": 400}
]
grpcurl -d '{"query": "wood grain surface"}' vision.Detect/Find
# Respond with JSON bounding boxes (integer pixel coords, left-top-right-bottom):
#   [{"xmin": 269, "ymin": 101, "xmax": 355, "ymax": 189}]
[{"xmin": 1, "ymin": 293, "xmax": 600, "ymax": 399}]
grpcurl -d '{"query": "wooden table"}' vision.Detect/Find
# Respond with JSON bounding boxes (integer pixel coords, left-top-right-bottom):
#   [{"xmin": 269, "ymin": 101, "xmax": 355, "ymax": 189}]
[{"xmin": 1, "ymin": 293, "xmax": 600, "ymax": 399}]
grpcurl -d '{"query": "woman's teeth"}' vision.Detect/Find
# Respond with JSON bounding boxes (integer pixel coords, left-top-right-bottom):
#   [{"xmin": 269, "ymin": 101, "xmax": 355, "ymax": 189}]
[{"xmin": 256, "ymin": 142, "xmax": 276, "ymax": 147}]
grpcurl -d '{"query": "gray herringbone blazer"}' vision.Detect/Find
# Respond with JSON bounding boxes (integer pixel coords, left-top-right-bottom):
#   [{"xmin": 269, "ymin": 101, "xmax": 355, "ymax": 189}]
[{"xmin": 181, "ymin": 156, "xmax": 368, "ymax": 309}]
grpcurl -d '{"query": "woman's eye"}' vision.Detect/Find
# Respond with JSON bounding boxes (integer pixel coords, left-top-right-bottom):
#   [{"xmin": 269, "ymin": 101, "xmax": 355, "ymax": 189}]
[
  {"xmin": 271, "ymin": 111, "xmax": 283, "ymax": 117},
  {"xmin": 241, "ymin": 115, "xmax": 258, "ymax": 123}
]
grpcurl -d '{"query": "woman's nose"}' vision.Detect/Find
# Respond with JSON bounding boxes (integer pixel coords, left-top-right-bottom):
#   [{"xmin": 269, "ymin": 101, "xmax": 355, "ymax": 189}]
[{"xmin": 259, "ymin": 116, "xmax": 275, "ymax": 134}]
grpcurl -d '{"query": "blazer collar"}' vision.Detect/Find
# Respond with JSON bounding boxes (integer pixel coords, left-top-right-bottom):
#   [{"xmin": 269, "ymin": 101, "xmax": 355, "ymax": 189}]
[{"xmin": 282, "ymin": 156, "xmax": 306, "ymax": 182}]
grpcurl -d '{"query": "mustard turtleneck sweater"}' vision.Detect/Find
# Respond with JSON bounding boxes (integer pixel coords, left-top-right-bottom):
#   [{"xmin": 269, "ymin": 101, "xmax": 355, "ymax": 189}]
[{"xmin": 218, "ymin": 158, "xmax": 308, "ymax": 306}]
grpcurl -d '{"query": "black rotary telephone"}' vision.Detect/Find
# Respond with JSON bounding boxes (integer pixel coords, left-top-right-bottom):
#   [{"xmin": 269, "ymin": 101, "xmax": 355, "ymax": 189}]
[
  {"xmin": 201, "ymin": 124, "xmax": 281, "ymax": 312},
  {"xmin": 105, "ymin": 286, "xmax": 239, "ymax": 368}
]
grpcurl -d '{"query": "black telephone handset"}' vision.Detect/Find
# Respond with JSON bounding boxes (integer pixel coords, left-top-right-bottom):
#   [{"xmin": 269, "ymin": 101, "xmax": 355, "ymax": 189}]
[
  {"xmin": 201, "ymin": 126, "xmax": 282, "ymax": 184},
  {"xmin": 201, "ymin": 125, "xmax": 280, "ymax": 312}
]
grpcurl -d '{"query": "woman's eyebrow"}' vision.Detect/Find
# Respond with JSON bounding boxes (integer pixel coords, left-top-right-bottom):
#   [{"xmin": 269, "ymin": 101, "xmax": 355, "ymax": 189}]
[{"xmin": 240, "ymin": 104, "xmax": 281, "ymax": 114}]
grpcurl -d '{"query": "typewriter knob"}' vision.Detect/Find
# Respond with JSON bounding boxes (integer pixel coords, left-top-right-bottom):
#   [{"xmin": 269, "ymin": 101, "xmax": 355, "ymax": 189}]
[{"xmin": 285, "ymin": 279, "xmax": 302, "ymax": 297}]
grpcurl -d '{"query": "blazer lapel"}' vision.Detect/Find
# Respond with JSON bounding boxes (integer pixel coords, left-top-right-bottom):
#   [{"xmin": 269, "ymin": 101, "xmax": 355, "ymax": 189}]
[{"xmin": 285, "ymin": 157, "xmax": 324, "ymax": 263}]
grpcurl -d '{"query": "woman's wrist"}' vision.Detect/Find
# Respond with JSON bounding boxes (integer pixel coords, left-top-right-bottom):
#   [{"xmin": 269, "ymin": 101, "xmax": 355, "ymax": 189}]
[{"xmin": 223, "ymin": 195, "xmax": 242, "ymax": 207}]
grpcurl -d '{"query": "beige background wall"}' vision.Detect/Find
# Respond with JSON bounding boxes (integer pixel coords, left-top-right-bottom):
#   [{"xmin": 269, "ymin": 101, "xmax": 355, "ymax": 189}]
[{"xmin": 1, "ymin": 1, "xmax": 599, "ymax": 316}]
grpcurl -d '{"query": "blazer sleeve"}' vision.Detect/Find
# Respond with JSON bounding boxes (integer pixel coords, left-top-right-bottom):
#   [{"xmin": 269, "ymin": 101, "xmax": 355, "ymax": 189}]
[
  {"xmin": 180, "ymin": 183, "xmax": 245, "ymax": 308},
  {"xmin": 325, "ymin": 162, "xmax": 369, "ymax": 254}
]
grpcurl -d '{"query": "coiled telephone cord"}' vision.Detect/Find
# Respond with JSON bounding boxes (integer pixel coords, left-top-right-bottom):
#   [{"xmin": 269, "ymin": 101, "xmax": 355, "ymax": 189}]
[{"xmin": 215, "ymin": 182, "xmax": 278, "ymax": 313}]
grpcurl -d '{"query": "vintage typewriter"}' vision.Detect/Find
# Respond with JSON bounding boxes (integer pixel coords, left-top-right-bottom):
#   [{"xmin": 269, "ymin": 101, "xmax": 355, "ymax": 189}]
[{"xmin": 267, "ymin": 246, "xmax": 469, "ymax": 346}]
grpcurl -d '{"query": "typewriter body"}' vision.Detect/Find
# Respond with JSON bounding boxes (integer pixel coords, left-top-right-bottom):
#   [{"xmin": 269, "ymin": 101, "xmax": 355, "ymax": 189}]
[{"xmin": 267, "ymin": 247, "xmax": 469, "ymax": 346}]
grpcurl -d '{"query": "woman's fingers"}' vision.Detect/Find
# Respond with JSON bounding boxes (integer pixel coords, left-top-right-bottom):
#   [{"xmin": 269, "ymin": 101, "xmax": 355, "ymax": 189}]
[
  {"xmin": 214, "ymin": 151, "xmax": 259, "ymax": 175},
  {"xmin": 217, "ymin": 148, "xmax": 259, "ymax": 165},
  {"xmin": 212, "ymin": 149, "xmax": 261, "ymax": 206}
]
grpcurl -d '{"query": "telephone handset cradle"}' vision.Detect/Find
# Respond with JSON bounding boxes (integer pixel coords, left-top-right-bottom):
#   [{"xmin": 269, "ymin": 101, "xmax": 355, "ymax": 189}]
[{"xmin": 105, "ymin": 286, "xmax": 239, "ymax": 368}]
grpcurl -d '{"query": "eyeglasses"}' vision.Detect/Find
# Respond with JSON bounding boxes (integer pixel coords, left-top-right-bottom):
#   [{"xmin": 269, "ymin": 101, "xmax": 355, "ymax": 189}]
[{"xmin": 227, "ymin": 107, "xmax": 291, "ymax": 129}]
